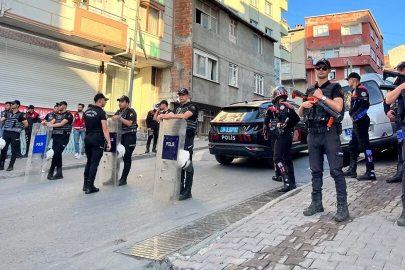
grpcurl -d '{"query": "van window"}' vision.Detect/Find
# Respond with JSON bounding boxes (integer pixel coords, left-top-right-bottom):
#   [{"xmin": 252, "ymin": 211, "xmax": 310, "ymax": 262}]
[{"xmin": 342, "ymin": 80, "xmax": 383, "ymax": 111}]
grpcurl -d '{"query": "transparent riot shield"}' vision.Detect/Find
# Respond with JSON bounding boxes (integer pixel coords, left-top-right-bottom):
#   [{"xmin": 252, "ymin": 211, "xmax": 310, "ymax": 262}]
[
  {"xmin": 96, "ymin": 118, "xmax": 122, "ymax": 187},
  {"xmin": 24, "ymin": 123, "xmax": 53, "ymax": 184},
  {"xmin": 153, "ymin": 119, "xmax": 187, "ymax": 202}
]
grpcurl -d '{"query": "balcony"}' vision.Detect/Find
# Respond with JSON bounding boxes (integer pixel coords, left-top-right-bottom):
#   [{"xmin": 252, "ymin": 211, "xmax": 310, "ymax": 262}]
[
  {"xmin": 76, "ymin": 0, "xmax": 126, "ymax": 23},
  {"xmin": 280, "ymin": 46, "xmax": 289, "ymax": 62},
  {"xmin": 280, "ymin": 20, "xmax": 288, "ymax": 37},
  {"xmin": 280, "ymin": 0, "xmax": 288, "ymax": 12}
]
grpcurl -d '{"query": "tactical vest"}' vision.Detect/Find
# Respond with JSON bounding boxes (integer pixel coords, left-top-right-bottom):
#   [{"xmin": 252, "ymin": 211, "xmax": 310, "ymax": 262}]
[
  {"xmin": 397, "ymin": 79, "xmax": 405, "ymax": 115},
  {"xmin": 304, "ymin": 83, "xmax": 342, "ymax": 127},
  {"xmin": 118, "ymin": 108, "xmax": 138, "ymax": 135},
  {"xmin": 175, "ymin": 103, "xmax": 198, "ymax": 132},
  {"xmin": 46, "ymin": 112, "xmax": 57, "ymax": 122},
  {"xmin": 53, "ymin": 111, "xmax": 73, "ymax": 135},
  {"xmin": 3, "ymin": 111, "xmax": 23, "ymax": 133}
]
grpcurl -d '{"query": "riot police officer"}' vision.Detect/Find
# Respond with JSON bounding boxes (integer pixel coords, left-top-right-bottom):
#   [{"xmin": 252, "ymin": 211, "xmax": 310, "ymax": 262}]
[
  {"xmin": 158, "ymin": 88, "xmax": 198, "ymax": 201},
  {"xmin": 153, "ymin": 100, "xmax": 172, "ymax": 121},
  {"xmin": 83, "ymin": 93, "xmax": 111, "ymax": 194},
  {"xmin": 298, "ymin": 58, "xmax": 348, "ymax": 222},
  {"xmin": 46, "ymin": 101, "xmax": 73, "ymax": 180},
  {"xmin": 0, "ymin": 100, "xmax": 28, "ymax": 171},
  {"xmin": 0, "ymin": 101, "xmax": 11, "ymax": 138},
  {"xmin": 270, "ymin": 86, "xmax": 300, "ymax": 192},
  {"xmin": 145, "ymin": 103, "xmax": 159, "ymax": 153},
  {"xmin": 344, "ymin": 72, "xmax": 376, "ymax": 181},
  {"xmin": 44, "ymin": 104, "xmax": 59, "ymax": 123},
  {"xmin": 385, "ymin": 61, "xmax": 405, "ymax": 226},
  {"xmin": 113, "ymin": 95, "xmax": 138, "ymax": 186},
  {"xmin": 264, "ymin": 100, "xmax": 282, "ymax": 182}
]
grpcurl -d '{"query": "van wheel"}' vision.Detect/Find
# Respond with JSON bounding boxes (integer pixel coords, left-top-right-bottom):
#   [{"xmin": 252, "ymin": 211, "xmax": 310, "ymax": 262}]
[{"xmin": 215, "ymin": 155, "xmax": 234, "ymax": 165}]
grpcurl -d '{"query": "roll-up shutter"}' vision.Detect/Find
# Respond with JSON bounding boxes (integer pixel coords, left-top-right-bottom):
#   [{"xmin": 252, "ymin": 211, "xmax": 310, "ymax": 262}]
[{"xmin": 0, "ymin": 38, "xmax": 100, "ymax": 109}]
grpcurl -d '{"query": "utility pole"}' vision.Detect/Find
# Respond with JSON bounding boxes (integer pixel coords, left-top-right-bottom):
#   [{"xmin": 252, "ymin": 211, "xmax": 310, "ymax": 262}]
[{"xmin": 127, "ymin": 0, "xmax": 140, "ymax": 108}]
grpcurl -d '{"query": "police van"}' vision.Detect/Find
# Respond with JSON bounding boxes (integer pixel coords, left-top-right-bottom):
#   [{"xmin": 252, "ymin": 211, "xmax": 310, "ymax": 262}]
[{"xmin": 208, "ymin": 100, "xmax": 308, "ymax": 166}]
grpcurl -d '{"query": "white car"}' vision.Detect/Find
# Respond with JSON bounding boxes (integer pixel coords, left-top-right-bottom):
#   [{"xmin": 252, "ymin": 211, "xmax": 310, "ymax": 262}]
[{"xmin": 337, "ymin": 73, "xmax": 397, "ymax": 164}]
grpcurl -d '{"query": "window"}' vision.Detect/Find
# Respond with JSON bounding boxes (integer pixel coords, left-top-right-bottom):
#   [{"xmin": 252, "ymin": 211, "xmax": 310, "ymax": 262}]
[
  {"xmin": 313, "ymin": 24, "xmax": 329, "ymax": 37},
  {"xmin": 229, "ymin": 63, "xmax": 238, "ymax": 87},
  {"xmin": 254, "ymin": 74, "xmax": 264, "ymax": 95},
  {"xmin": 250, "ymin": 0, "xmax": 258, "ymax": 8},
  {"xmin": 341, "ymin": 24, "xmax": 361, "ymax": 35},
  {"xmin": 196, "ymin": 1, "xmax": 218, "ymax": 33},
  {"xmin": 344, "ymin": 67, "xmax": 361, "ymax": 78},
  {"xmin": 250, "ymin": 19, "xmax": 258, "ymax": 27},
  {"xmin": 229, "ymin": 19, "xmax": 237, "ymax": 43},
  {"xmin": 320, "ymin": 48, "xmax": 339, "ymax": 59},
  {"xmin": 281, "ymin": 62, "xmax": 291, "ymax": 74},
  {"xmin": 265, "ymin": 27, "xmax": 272, "ymax": 36},
  {"xmin": 193, "ymin": 49, "xmax": 218, "ymax": 82},
  {"xmin": 370, "ymin": 27, "xmax": 374, "ymax": 39},
  {"xmin": 377, "ymin": 57, "xmax": 381, "ymax": 67},
  {"xmin": 253, "ymin": 34, "xmax": 262, "ymax": 54},
  {"xmin": 265, "ymin": 1, "xmax": 272, "ymax": 16},
  {"xmin": 140, "ymin": 5, "xmax": 160, "ymax": 36},
  {"xmin": 375, "ymin": 37, "xmax": 379, "ymax": 46},
  {"xmin": 371, "ymin": 49, "xmax": 376, "ymax": 61},
  {"xmin": 328, "ymin": 69, "xmax": 336, "ymax": 80}
]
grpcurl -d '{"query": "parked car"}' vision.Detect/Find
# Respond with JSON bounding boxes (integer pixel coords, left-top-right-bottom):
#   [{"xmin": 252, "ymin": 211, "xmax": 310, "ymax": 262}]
[
  {"xmin": 337, "ymin": 73, "xmax": 397, "ymax": 164},
  {"xmin": 208, "ymin": 99, "xmax": 308, "ymax": 166}
]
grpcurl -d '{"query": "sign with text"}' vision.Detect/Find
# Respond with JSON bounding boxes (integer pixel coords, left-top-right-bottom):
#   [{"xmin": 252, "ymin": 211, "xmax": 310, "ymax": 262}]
[
  {"xmin": 104, "ymin": 132, "xmax": 117, "ymax": 153},
  {"xmin": 162, "ymin": 135, "xmax": 179, "ymax": 160},
  {"xmin": 32, "ymin": 135, "xmax": 47, "ymax": 154}
]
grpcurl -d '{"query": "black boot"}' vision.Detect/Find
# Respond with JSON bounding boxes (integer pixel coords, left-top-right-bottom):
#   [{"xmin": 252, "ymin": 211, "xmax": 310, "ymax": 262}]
[
  {"xmin": 303, "ymin": 192, "xmax": 324, "ymax": 216},
  {"xmin": 152, "ymin": 148, "xmax": 157, "ymax": 153},
  {"xmin": 83, "ymin": 177, "xmax": 88, "ymax": 191},
  {"xmin": 50, "ymin": 168, "xmax": 63, "ymax": 180},
  {"xmin": 387, "ymin": 163, "xmax": 403, "ymax": 183},
  {"xmin": 47, "ymin": 166, "xmax": 55, "ymax": 180},
  {"xmin": 6, "ymin": 164, "xmax": 14, "ymax": 171},
  {"xmin": 118, "ymin": 176, "xmax": 127, "ymax": 186},
  {"xmin": 334, "ymin": 198, "xmax": 350, "ymax": 222},
  {"xmin": 357, "ymin": 162, "xmax": 376, "ymax": 181},
  {"xmin": 344, "ymin": 158, "xmax": 357, "ymax": 178},
  {"xmin": 272, "ymin": 175, "xmax": 282, "ymax": 182},
  {"xmin": 85, "ymin": 179, "xmax": 99, "ymax": 194},
  {"xmin": 179, "ymin": 169, "xmax": 193, "ymax": 201},
  {"xmin": 277, "ymin": 174, "xmax": 296, "ymax": 193},
  {"xmin": 398, "ymin": 196, "xmax": 405, "ymax": 226},
  {"xmin": 145, "ymin": 148, "xmax": 150, "ymax": 154},
  {"xmin": 0, "ymin": 162, "xmax": 4, "ymax": 171}
]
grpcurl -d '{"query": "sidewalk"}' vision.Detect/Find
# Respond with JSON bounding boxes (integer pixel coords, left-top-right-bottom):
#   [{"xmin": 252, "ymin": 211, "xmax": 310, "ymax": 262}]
[
  {"xmin": 172, "ymin": 163, "xmax": 404, "ymax": 270},
  {"xmin": 0, "ymin": 139, "xmax": 208, "ymax": 179}
]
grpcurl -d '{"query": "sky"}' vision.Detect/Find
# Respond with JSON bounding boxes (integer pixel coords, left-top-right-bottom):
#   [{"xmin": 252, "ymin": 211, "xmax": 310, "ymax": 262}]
[{"xmin": 283, "ymin": 0, "xmax": 405, "ymax": 55}]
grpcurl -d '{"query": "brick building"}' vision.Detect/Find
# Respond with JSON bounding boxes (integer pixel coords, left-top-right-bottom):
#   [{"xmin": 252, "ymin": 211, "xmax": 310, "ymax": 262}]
[{"xmin": 304, "ymin": 10, "xmax": 384, "ymax": 85}]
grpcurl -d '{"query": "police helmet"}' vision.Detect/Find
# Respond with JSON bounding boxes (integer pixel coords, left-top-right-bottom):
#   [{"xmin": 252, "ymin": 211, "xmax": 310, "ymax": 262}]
[{"xmin": 271, "ymin": 85, "xmax": 288, "ymax": 103}]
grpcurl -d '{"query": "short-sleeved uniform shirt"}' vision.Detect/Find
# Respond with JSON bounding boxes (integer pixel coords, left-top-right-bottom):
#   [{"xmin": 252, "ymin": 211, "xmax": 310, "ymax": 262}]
[
  {"xmin": 84, "ymin": 106, "xmax": 107, "ymax": 135},
  {"xmin": 174, "ymin": 103, "xmax": 198, "ymax": 123},
  {"xmin": 45, "ymin": 112, "xmax": 58, "ymax": 122}
]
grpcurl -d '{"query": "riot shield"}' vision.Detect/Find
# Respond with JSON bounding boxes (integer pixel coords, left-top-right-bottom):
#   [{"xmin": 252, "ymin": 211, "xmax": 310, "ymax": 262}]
[
  {"xmin": 24, "ymin": 123, "xmax": 53, "ymax": 184},
  {"xmin": 96, "ymin": 118, "xmax": 122, "ymax": 187},
  {"xmin": 153, "ymin": 119, "xmax": 187, "ymax": 202}
]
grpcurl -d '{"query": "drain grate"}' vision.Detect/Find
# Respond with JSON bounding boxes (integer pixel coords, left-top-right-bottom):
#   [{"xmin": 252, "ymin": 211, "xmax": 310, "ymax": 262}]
[{"xmin": 119, "ymin": 188, "xmax": 288, "ymax": 261}]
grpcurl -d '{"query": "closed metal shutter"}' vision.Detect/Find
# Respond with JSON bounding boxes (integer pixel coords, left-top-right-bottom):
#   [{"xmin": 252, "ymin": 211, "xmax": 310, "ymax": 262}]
[{"xmin": 0, "ymin": 38, "xmax": 100, "ymax": 109}]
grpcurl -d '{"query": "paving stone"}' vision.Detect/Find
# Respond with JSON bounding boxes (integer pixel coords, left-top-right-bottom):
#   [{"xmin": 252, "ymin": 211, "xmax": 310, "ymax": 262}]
[
  {"xmin": 223, "ymin": 257, "xmax": 246, "ymax": 266},
  {"xmin": 240, "ymin": 251, "xmax": 256, "ymax": 259},
  {"xmin": 335, "ymin": 262, "xmax": 366, "ymax": 270},
  {"xmin": 240, "ymin": 237, "xmax": 263, "ymax": 245},
  {"xmin": 222, "ymin": 249, "xmax": 246, "ymax": 259},
  {"xmin": 355, "ymin": 257, "xmax": 386, "ymax": 268},
  {"xmin": 239, "ymin": 244, "xmax": 265, "ymax": 253},
  {"xmin": 328, "ymin": 253, "xmax": 357, "ymax": 263},
  {"xmin": 306, "ymin": 252, "xmax": 331, "ymax": 261},
  {"xmin": 309, "ymin": 259, "xmax": 338, "ymax": 270},
  {"xmin": 242, "ymin": 258, "xmax": 271, "ymax": 268}
]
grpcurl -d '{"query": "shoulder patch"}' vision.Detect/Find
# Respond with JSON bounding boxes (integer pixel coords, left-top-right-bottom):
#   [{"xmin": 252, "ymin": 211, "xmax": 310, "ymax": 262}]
[
  {"xmin": 340, "ymin": 89, "xmax": 344, "ymax": 95},
  {"xmin": 130, "ymin": 113, "xmax": 134, "ymax": 117},
  {"xmin": 190, "ymin": 105, "xmax": 196, "ymax": 110},
  {"xmin": 361, "ymin": 91, "xmax": 367, "ymax": 97}
]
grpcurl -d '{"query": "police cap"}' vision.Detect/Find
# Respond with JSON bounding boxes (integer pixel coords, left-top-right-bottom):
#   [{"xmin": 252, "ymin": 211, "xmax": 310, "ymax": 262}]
[
  {"xmin": 178, "ymin": 88, "xmax": 190, "ymax": 95},
  {"xmin": 117, "ymin": 95, "xmax": 130, "ymax": 103},
  {"xmin": 315, "ymin": 58, "xmax": 331, "ymax": 69},
  {"xmin": 159, "ymin": 100, "xmax": 168, "ymax": 106},
  {"xmin": 28, "ymin": 105, "xmax": 34, "ymax": 109},
  {"xmin": 396, "ymin": 61, "xmax": 405, "ymax": 70},
  {"xmin": 345, "ymin": 72, "xmax": 361, "ymax": 81},
  {"xmin": 58, "ymin": 101, "xmax": 68, "ymax": 106},
  {"xmin": 94, "ymin": 93, "xmax": 109, "ymax": 102},
  {"xmin": 11, "ymin": 100, "xmax": 21, "ymax": 106}
]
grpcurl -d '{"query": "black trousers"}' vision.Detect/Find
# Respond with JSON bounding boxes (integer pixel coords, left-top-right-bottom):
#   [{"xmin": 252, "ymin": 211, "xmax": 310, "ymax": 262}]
[
  {"xmin": 181, "ymin": 135, "xmax": 195, "ymax": 190},
  {"xmin": 121, "ymin": 133, "xmax": 136, "ymax": 179},
  {"xmin": 273, "ymin": 131, "xmax": 295, "ymax": 183},
  {"xmin": 146, "ymin": 128, "xmax": 159, "ymax": 149},
  {"xmin": 0, "ymin": 131, "xmax": 20, "ymax": 165},
  {"xmin": 307, "ymin": 125, "xmax": 347, "ymax": 202},
  {"xmin": 50, "ymin": 134, "xmax": 70, "ymax": 169},
  {"xmin": 25, "ymin": 128, "xmax": 32, "ymax": 155},
  {"xmin": 349, "ymin": 116, "xmax": 374, "ymax": 171},
  {"xmin": 270, "ymin": 133, "xmax": 281, "ymax": 177},
  {"xmin": 84, "ymin": 133, "xmax": 104, "ymax": 185}
]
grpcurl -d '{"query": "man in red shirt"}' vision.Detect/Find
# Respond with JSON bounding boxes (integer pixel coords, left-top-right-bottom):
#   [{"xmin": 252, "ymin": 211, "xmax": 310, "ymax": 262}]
[
  {"xmin": 24, "ymin": 105, "xmax": 41, "ymax": 157},
  {"xmin": 73, "ymin": 103, "xmax": 85, "ymax": 159}
]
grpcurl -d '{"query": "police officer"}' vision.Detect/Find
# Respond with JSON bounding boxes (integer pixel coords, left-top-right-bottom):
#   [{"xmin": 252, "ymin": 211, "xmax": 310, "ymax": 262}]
[
  {"xmin": 264, "ymin": 99, "xmax": 282, "ymax": 182},
  {"xmin": 0, "ymin": 101, "xmax": 12, "ymax": 138},
  {"xmin": 385, "ymin": 61, "xmax": 405, "ymax": 226},
  {"xmin": 83, "ymin": 93, "xmax": 111, "ymax": 194},
  {"xmin": 270, "ymin": 86, "xmax": 300, "ymax": 192},
  {"xmin": 46, "ymin": 101, "xmax": 73, "ymax": 180},
  {"xmin": 113, "ymin": 95, "xmax": 138, "ymax": 186},
  {"xmin": 158, "ymin": 88, "xmax": 198, "ymax": 201},
  {"xmin": 343, "ymin": 72, "xmax": 376, "ymax": 181},
  {"xmin": 145, "ymin": 103, "xmax": 159, "ymax": 153},
  {"xmin": 24, "ymin": 105, "xmax": 41, "ymax": 157},
  {"xmin": 153, "ymin": 100, "xmax": 172, "ymax": 121},
  {"xmin": 0, "ymin": 100, "xmax": 28, "ymax": 171},
  {"xmin": 44, "ymin": 104, "xmax": 59, "ymax": 123},
  {"xmin": 298, "ymin": 58, "xmax": 349, "ymax": 222}
]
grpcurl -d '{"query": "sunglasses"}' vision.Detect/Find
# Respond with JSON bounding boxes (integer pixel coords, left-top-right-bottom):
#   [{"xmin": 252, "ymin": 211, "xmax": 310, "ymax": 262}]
[{"xmin": 315, "ymin": 66, "xmax": 329, "ymax": 71}]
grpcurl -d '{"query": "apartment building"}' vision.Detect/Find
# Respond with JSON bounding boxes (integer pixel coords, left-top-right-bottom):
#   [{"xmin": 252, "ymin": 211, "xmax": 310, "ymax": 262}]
[{"xmin": 385, "ymin": 45, "xmax": 405, "ymax": 69}]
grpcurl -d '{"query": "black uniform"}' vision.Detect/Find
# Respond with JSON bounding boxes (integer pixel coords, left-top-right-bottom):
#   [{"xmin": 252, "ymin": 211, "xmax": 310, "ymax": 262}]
[
  {"xmin": 347, "ymin": 84, "xmax": 375, "ymax": 179},
  {"xmin": 146, "ymin": 109, "xmax": 159, "ymax": 152},
  {"xmin": 264, "ymin": 106, "xmax": 282, "ymax": 181},
  {"xmin": 83, "ymin": 106, "xmax": 107, "ymax": 192},
  {"xmin": 48, "ymin": 111, "xmax": 73, "ymax": 180},
  {"xmin": 0, "ymin": 109, "xmax": 9, "ymax": 137},
  {"xmin": 0, "ymin": 111, "xmax": 26, "ymax": 170},
  {"xmin": 175, "ymin": 102, "xmax": 198, "ymax": 197},
  {"xmin": 25, "ymin": 111, "xmax": 41, "ymax": 156},
  {"xmin": 115, "ymin": 107, "xmax": 138, "ymax": 184}
]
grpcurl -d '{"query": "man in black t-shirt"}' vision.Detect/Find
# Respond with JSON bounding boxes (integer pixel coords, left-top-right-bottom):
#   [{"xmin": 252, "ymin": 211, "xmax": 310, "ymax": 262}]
[
  {"xmin": 83, "ymin": 93, "xmax": 111, "ymax": 194},
  {"xmin": 298, "ymin": 58, "xmax": 348, "ymax": 222}
]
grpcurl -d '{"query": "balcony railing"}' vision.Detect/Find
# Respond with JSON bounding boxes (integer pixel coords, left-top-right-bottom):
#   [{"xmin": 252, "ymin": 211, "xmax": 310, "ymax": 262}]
[{"xmin": 76, "ymin": 1, "xmax": 126, "ymax": 23}]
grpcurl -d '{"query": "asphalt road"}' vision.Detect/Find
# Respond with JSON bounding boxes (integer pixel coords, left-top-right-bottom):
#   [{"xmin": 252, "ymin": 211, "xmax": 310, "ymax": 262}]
[{"xmin": 0, "ymin": 149, "xmax": 324, "ymax": 270}]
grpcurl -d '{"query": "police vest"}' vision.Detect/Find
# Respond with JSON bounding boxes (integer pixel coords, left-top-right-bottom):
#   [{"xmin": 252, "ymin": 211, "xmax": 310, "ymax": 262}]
[
  {"xmin": 303, "ymin": 83, "xmax": 343, "ymax": 126},
  {"xmin": 3, "ymin": 111, "xmax": 24, "ymax": 133},
  {"xmin": 175, "ymin": 103, "xmax": 198, "ymax": 132},
  {"xmin": 53, "ymin": 111, "xmax": 73, "ymax": 135},
  {"xmin": 118, "ymin": 108, "xmax": 138, "ymax": 135},
  {"xmin": 396, "ymin": 77, "xmax": 405, "ymax": 115}
]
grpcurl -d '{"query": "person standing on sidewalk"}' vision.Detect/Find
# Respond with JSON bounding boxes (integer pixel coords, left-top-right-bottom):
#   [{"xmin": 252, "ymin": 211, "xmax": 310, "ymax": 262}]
[
  {"xmin": 158, "ymin": 88, "xmax": 198, "ymax": 201},
  {"xmin": 385, "ymin": 61, "xmax": 405, "ymax": 226},
  {"xmin": 145, "ymin": 103, "xmax": 159, "ymax": 153},
  {"xmin": 0, "ymin": 100, "xmax": 28, "ymax": 171},
  {"xmin": 24, "ymin": 105, "xmax": 41, "ymax": 157},
  {"xmin": 73, "ymin": 103, "xmax": 85, "ymax": 159},
  {"xmin": 298, "ymin": 58, "xmax": 349, "ymax": 222},
  {"xmin": 343, "ymin": 72, "xmax": 376, "ymax": 181},
  {"xmin": 0, "ymin": 101, "xmax": 12, "ymax": 138},
  {"xmin": 113, "ymin": 95, "xmax": 138, "ymax": 186},
  {"xmin": 83, "ymin": 93, "xmax": 111, "ymax": 194},
  {"xmin": 46, "ymin": 101, "xmax": 73, "ymax": 180}
]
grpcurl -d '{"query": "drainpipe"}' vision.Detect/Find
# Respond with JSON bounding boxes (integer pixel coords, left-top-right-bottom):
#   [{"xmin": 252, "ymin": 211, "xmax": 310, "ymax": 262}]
[{"xmin": 0, "ymin": 0, "xmax": 7, "ymax": 17}]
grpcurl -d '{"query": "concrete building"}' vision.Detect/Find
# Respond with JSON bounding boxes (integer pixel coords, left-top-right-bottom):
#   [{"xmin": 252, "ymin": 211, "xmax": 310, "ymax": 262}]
[
  {"xmin": 386, "ymin": 45, "xmax": 405, "ymax": 69},
  {"xmin": 304, "ymin": 10, "xmax": 384, "ymax": 85},
  {"xmin": 281, "ymin": 24, "xmax": 307, "ymax": 100},
  {"xmin": 169, "ymin": 0, "xmax": 277, "ymax": 136},
  {"xmin": 0, "ymin": 0, "xmax": 174, "ymax": 128}
]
